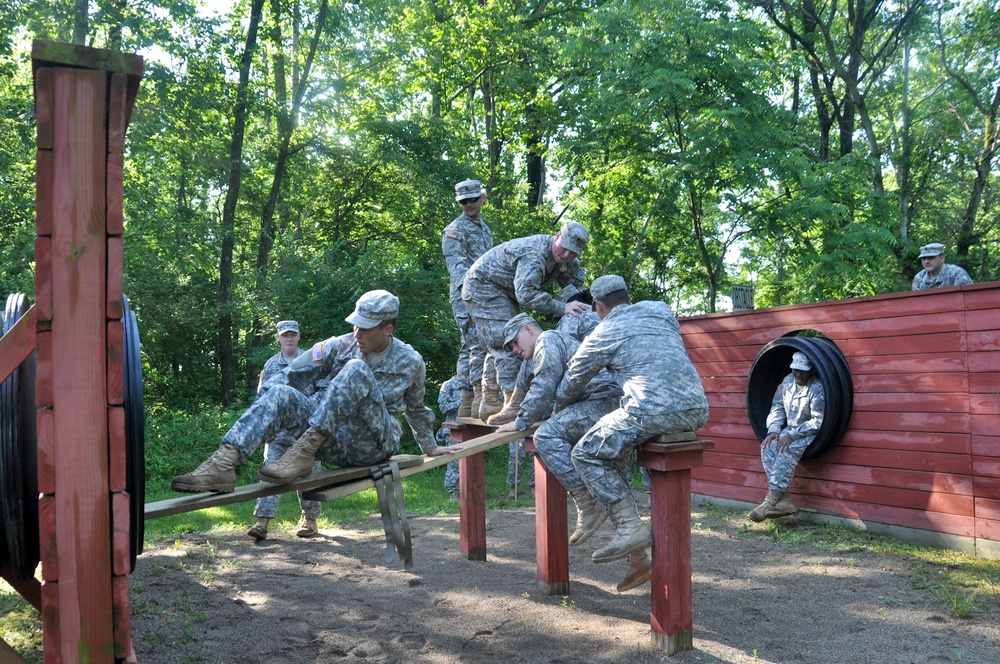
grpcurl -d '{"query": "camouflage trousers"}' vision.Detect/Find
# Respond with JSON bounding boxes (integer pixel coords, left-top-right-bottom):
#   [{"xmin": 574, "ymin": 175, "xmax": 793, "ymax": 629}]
[
  {"xmin": 507, "ymin": 439, "xmax": 533, "ymax": 489},
  {"xmin": 465, "ymin": 296, "xmax": 521, "ymax": 392},
  {"xmin": 533, "ymin": 396, "xmax": 619, "ymax": 492},
  {"xmin": 572, "ymin": 407, "xmax": 709, "ymax": 508},
  {"xmin": 254, "ymin": 435, "xmax": 322, "ymax": 519},
  {"xmin": 223, "ymin": 360, "xmax": 400, "ymax": 470},
  {"xmin": 761, "ymin": 431, "xmax": 814, "ymax": 492},
  {"xmin": 450, "ymin": 297, "xmax": 492, "ymax": 390}
]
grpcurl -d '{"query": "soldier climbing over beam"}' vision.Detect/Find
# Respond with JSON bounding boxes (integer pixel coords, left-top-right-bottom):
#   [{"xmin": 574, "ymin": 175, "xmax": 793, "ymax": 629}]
[{"xmin": 171, "ymin": 290, "xmax": 460, "ymax": 495}]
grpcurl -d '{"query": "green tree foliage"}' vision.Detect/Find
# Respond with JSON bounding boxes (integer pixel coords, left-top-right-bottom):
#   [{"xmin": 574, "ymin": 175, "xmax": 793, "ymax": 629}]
[{"xmin": 0, "ymin": 0, "xmax": 995, "ymax": 408}]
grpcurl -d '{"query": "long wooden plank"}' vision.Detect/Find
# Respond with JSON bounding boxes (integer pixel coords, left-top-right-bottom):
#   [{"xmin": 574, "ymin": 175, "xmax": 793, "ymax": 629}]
[
  {"xmin": 0, "ymin": 305, "xmax": 36, "ymax": 381},
  {"xmin": 303, "ymin": 426, "xmax": 539, "ymax": 501},
  {"xmin": 145, "ymin": 454, "xmax": 425, "ymax": 519}
]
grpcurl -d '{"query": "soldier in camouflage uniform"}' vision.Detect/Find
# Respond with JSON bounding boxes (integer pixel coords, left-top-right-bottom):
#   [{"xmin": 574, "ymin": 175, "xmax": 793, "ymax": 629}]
[
  {"xmin": 462, "ymin": 222, "xmax": 590, "ymax": 422},
  {"xmin": 749, "ymin": 352, "xmax": 825, "ymax": 522},
  {"xmin": 497, "ymin": 313, "xmax": 622, "ymax": 556},
  {"xmin": 556, "ymin": 275, "xmax": 709, "ymax": 591},
  {"xmin": 442, "ymin": 179, "xmax": 494, "ymax": 418},
  {"xmin": 247, "ymin": 320, "xmax": 324, "ymax": 541},
  {"xmin": 171, "ymin": 291, "xmax": 461, "ymax": 497},
  {"xmin": 911, "ymin": 242, "xmax": 973, "ymax": 290},
  {"xmin": 438, "ymin": 376, "xmax": 462, "ymax": 500}
]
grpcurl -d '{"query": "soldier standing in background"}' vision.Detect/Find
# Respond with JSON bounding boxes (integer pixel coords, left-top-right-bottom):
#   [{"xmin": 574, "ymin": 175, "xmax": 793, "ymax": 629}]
[{"xmin": 442, "ymin": 179, "xmax": 494, "ymax": 420}]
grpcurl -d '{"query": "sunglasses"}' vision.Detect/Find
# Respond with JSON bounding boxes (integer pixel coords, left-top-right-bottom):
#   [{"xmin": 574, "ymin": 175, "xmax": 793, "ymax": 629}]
[{"xmin": 459, "ymin": 197, "xmax": 480, "ymax": 205}]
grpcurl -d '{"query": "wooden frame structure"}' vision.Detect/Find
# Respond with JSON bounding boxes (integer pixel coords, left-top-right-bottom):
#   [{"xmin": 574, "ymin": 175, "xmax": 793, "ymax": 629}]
[{"xmin": 0, "ymin": 40, "xmax": 143, "ymax": 663}]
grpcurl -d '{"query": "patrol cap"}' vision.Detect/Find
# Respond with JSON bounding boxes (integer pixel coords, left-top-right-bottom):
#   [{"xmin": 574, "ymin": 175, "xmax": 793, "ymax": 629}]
[
  {"xmin": 346, "ymin": 290, "xmax": 399, "ymax": 329},
  {"xmin": 276, "ymin": 320, "xmax": 299, "ymax": 334},
  {"xmin": 590, "ymin": 274, "xmax": 627, "ymax": 300},
  {"xmin": 918, "ymin": 242, "xmax": 945, "ymax": 258},
  {"xmin": 789, "ymin": 352, "xmax": 812, "ymax": 371},
  {"xmin": 455, "ymin": 179, "xmax": 484, "ymax": 202},
  {"xmin": 558, "ymin": 222, "xmax": 589, "ymax": 255},
  {"xmin": 502, "ymin": 312, "xmax": 538, "ymax": 349}
]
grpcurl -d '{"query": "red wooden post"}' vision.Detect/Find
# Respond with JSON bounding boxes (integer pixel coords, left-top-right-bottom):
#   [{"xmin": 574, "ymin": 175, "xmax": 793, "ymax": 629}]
[
  {"xmin": 638, "ymin": 441, "xmax": 713, "ymax": 656},
  {"xmin": 524, "ymin": 439, "xmax": 570, "ymax": 595},
  {"xmin": 32, "ymin": 40, "xmax": 143, "ymax": 664},
  {"xmin": 449, "ymin": 422, "xmax": 492, "ymax": 560}
]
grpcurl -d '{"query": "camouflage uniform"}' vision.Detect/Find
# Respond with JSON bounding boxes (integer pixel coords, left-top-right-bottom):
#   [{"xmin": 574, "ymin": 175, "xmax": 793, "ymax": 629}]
[
  {"xmin": 762, "ymin": 373, "xmax": 825, "ymax": 492},
  {"xmin": 442, "ymin": 212, "xmax": 494, "ymax": 390},
  {"xmin": 462, "ymin": 234, "xmax": 585, "ymax": 391},
  {"xmin": 526, "ymin": 330, "xmax": 622, "ymax": 492},
  {"xmin": 225, "ymin": 333, "xmax": 438, "ymax": 468},
  {"xmin": 555, "ymin": 309, "xmax": 600, "ymax": 341},
  {"xmin": 911, "ymin": 263, "xmax": 973, "ymax": 290},
  {"xmin": 437, "ymin": 377, "xmax": 462, "ymax": 495},
  {"xmin": 556, "ymin": 300, "xmax": 709, "ymax": 508},
  {"xmin": 253, "ymin": 347, "xmax": 322, "ymax": 520}
]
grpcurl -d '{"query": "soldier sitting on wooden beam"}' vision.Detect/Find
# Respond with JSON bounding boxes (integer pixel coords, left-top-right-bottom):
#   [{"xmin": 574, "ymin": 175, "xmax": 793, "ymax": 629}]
[{"xmin": 171, "ymin": 290, "xmax": 460, "ymax": 496}]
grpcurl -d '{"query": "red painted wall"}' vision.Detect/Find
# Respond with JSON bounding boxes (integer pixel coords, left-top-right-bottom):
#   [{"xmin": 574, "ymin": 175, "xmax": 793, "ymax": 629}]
[{"xmin": 679, "ymin": 282, "xmax": 1000, "ymax": 556}]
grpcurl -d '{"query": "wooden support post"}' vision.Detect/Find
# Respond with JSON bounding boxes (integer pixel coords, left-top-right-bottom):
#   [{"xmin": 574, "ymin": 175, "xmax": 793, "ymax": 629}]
[
  {"xmin": 525, "ymin": 439, "xmax": 570, "ymax": 595},
  {"xmin": 450, "ymin": 422, "xmax": 492, "ymax": 560},
  {"xmin": 638, "ymin": 439, "xmax": 714, "ymax": 656},
  {"xmin": 31, "ymin": 40, "xmax": 143, "ymax": 664}
]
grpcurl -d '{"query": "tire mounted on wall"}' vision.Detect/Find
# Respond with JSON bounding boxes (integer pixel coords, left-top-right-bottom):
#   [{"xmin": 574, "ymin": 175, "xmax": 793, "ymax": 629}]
[{"xmin": 745, "ymin": 335, "xmax": 854, "ymax": 460}]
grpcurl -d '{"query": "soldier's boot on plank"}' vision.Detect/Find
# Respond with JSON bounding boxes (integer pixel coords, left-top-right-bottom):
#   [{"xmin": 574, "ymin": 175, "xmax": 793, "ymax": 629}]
[
  {"xmin": 568, "ymin": 486, "xmax": 610, "ymax": 546},
  {"xmin": 470, "ymin": 384, "xmax": 483, "ymax": 419},
  {"xmin": 478, "ymin": 387, "xmax": 504, "ymax": 421},
  {"xmin": 748, "ymin": 489, "xmax": 783, "ymax": 522},
  {"xmin": 617, "ymin": 550, "xmax": 653, "ymax": 592},
  {"xmin": 171, "ymin": 443, "xmax": 241, "ymax": 493},
  {"xmin": 486, "ymin": 386, "xmax": 526, "ymax": 426},
  {"xmin": 592, "ymin": 498, "xmax": 652, "ymax": 564},
  {"xmin": 765, "ymin": 491, "xmax": 798, "ymax": 519},
  {"xmin": 247, "ymin": 517, "xmax": 270, "ymax": 541},
  {"xmin": 296, "ymin": 516, "xmax": 319, "ymax": 538},
  {"xmin": 258, "ymin": 427, "xmax": 328, "ymax": 484},
  {"xmin": 458, "ymin": 388, "xmax": 475, "ymax": 419}
]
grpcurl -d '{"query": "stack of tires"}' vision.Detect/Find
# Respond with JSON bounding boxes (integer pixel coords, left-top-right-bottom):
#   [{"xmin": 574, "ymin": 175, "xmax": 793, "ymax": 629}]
[{"xmin": 745, "ymin": 335, "xmax": 854, "ymax": 460}]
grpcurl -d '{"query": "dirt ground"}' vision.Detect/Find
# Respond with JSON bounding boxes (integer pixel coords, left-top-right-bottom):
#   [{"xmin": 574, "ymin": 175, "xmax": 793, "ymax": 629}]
[{"xmin": 129, "ymin": 498, "xmax": 1000, "ymax": 664}]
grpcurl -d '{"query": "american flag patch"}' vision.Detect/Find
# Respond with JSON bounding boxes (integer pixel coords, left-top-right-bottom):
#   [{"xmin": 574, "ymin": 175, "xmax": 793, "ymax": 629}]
[
  {"xmin": 312, "ymin": 342, "xmax": 323, "ymax": 361},
  {"xmin": 445, "ymin": 229, "xmax": 460, "ymax": 239}
]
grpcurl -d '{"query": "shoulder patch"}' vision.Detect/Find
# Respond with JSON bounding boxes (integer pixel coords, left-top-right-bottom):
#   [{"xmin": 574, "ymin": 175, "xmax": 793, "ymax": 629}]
[
  {"xmin": 312, "ymin": 342, "xmax": 324, "ymax": 362},
  {"xmin": 444, "ymin": 229, "xmax": 460, "ymax": 239}
]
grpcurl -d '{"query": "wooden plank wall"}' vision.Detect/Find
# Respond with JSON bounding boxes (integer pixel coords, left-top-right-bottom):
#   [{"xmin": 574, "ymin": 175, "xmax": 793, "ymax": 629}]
[{"xmin": 679, "ymin": 283, "xmax": 1000, "ymax": 557}]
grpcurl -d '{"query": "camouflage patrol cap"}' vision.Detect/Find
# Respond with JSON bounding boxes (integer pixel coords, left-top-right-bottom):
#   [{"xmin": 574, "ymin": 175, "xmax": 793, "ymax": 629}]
[
  {"xmin": 455, "ymin": 179, "xmax": 484, "ymax": 202},
  {"xmin": 502, "ymin": 312, "xmax": 538, "ymax": 349},
  {"xmin": 346, "ymin": 290, "xmax": 399, "ymax": 329},
  {"xmin": 558, "ymin": 222, "xmax": 589, "ymax": 255},
  {"xmin": 918, "ymin": 242, "xmax": 945, "ymax": 258},
  {"xmin": 590, "ymin": 274, "xmax": 627, "ymax": 300},
  {"xmin": 276, "ymin": 320, "xmax": 299, "ymax": 334}
]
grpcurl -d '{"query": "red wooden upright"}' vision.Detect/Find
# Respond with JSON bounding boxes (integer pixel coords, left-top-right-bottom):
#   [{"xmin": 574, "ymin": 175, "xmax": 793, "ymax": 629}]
[
  {"xmin": 449, "ymin": 421, "xmax": 493, "ymax": 560},
  {"xmin": 32, "ymin": 40, "xmax": 143, "ymax": 664}
]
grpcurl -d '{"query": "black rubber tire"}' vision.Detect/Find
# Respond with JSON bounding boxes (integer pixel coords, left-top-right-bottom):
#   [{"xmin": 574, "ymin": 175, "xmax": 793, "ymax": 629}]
[
  {"xmin": 0, "ymin": 293, "xmax": 39, "ymax": 579},
  {"xmin": 746, "ymin": 335, "xmax": 854, "ymax": 460},
  {"xmin": 123, "ymin": 294, "xmax": 145, "ymax": 571}
]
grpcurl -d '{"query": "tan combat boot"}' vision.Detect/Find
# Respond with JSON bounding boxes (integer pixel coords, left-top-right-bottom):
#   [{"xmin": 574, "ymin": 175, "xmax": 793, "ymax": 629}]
[
  {"xmin": 765, "ymin": 491, "xmax": 798, "ymax": 519},
  {"xmin": 469, "ymin": 384, "xmax": 483, "ymax": 419},
  {"xmin": 592, "ymin": 498, "xmax": 652, "ymax": 564},
  {"xmin": 171, "ymin": 443, "xmax": 241, "ymax": 493},
  {"xmin": 617, "ymin": 550, "xmax": 653, "ymax": 592},
  {"xmin": 486, "ymin": 387, "xmax": 526, "ymax": 426},
  {"xmin": 748, "ymin": 489, "xmax": 783, "ymax": 522},
  {"xmin": 457, "ymin": 388, "xmax": 475, "ymax": 419},
  {"xmin": 247, "ymin": 517, "xmax": 270, "ymax": 541},
  {"xmin": 296, "ymin": 516, "xmax": 319, "ymax": 538},
  {"xmin": 258, "ymin": 427, "xmax": 327, "ymax": 484},
  {"xmin": 568, "ymin": 486, "xmax": 610, "ymax": 546},
  {"xmin": 478, "ymin": 387, "xmax": 504, "ymax": 421}
]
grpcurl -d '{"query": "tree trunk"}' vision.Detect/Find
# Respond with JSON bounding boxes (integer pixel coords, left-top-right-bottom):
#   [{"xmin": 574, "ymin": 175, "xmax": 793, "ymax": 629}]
[{"xmin": 219, "ymin": 0, "xmax": 266, "ymax": 407}]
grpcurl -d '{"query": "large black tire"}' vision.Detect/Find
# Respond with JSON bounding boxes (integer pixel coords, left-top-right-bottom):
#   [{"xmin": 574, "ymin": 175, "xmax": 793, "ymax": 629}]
[
  {"xmin": 123, "ymin": 295, "xmax": 145, "ymax": 571},
  {"xmin": 0, "ymin": 293, "xmax": 39, "ymax": 579},
  {"xmin": 746, "ymin": 335, "xmax": 854, "ymax": 460}
]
